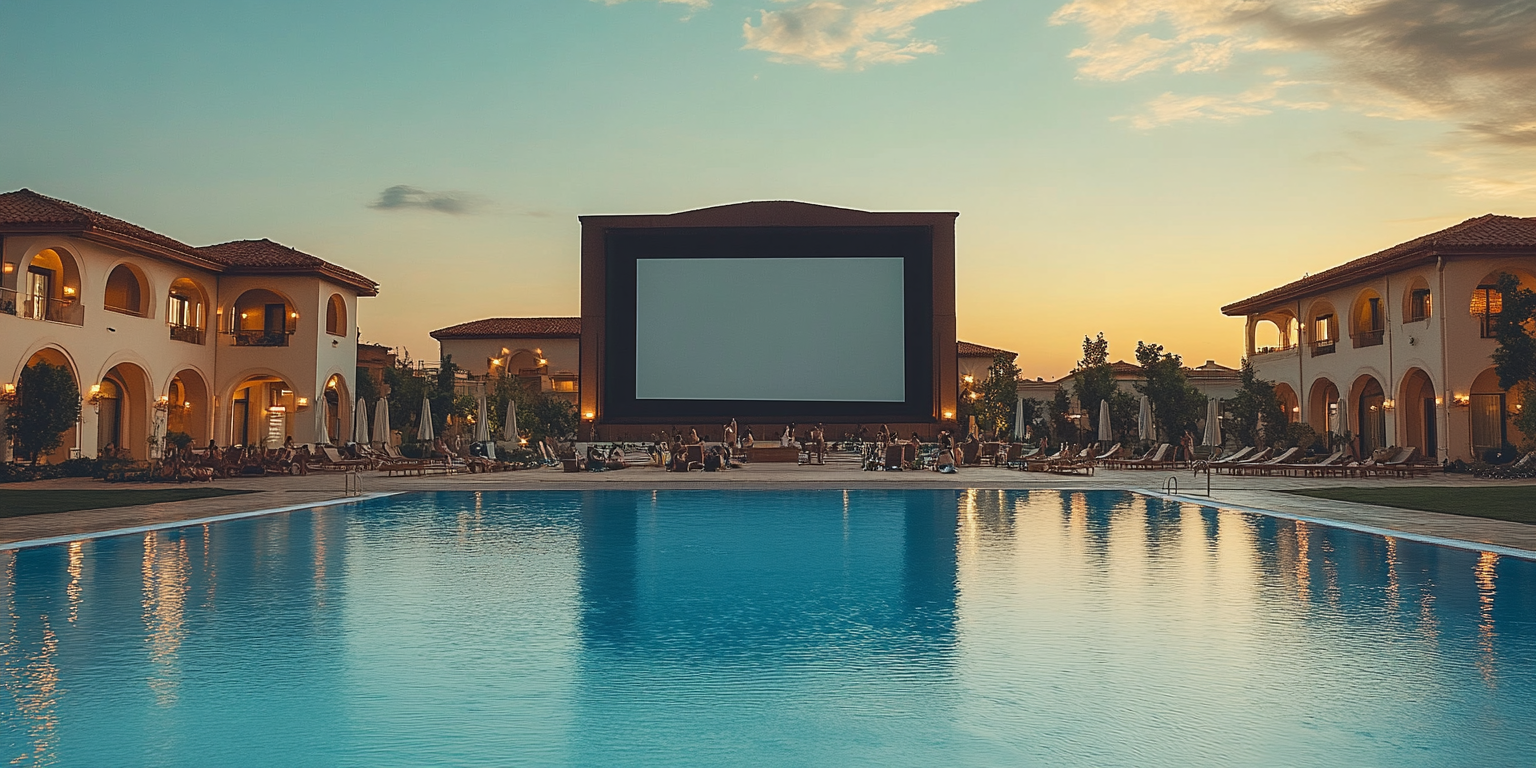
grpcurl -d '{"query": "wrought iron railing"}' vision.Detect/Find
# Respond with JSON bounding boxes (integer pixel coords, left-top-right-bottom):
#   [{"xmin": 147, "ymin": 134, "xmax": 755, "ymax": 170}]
[
  {"xmin": 1253, "ymin": 343, "xmax": 1297, "ymax": 355},
  {"xmin": 1310, "ymin": 338, "xmax": 1336, "ymax": 357},
  {"xmin": 0, "ymin": 287, "xmax": 16, "ymax": 316},
  {"xmin": 229, "ymin": 329, "xmax": 293, "ymax": 347},
  {"xmin": 170, "ymin": 324, "xmax": 205, "ymax": 344},
  {"xmin": 1352, "ymin": 329, "xmax": 1384, "ymax": 348}
]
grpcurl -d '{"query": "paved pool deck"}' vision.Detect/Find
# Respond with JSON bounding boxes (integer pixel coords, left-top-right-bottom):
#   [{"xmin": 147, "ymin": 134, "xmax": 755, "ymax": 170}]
[{"xmin": 3, "ymin": 463, "xmax": 1534, "ymax": 555}]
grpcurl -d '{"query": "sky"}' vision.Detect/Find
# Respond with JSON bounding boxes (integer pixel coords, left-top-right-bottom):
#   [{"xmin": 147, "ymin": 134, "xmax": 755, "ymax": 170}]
[{"xmin": 3, "ymin": 0, "xmax": 1533, "ymax": 379}]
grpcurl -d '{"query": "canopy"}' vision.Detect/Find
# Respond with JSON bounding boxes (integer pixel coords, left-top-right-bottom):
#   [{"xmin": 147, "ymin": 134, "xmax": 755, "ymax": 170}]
[
  {"xmin": 353, "ymin": 398, "xmax": 371, "ymax": 444},
  {"xmin": 475, "ymin": 389, "xmax": 491, "ymax": 443},
  {"xmin": 1097, "ymin": 400, "xmax": 1112, "ymax": 442},
  {"xmin": 417, "ymin": 395, "xmax": 434, "ymax": 442},
  {"xmin": 373, "ymin": 398, "xmax": 390, "ymax": 446},
  {"xmin": 1137, "ymin": 395, "xmax": 1153, "ymax": 441},
  {"xmin": 1202, "ymin": 398, "xmax": 1221, "ymax": 446},
  {"xmin": 502, "ymin": 398, "xmax": 519, "ymax": 442}
]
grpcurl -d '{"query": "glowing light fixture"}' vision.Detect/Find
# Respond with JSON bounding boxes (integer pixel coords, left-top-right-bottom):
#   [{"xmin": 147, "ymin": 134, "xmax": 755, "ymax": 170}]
[
  {"xmin": 583, "ymin": 411, "xmax": 595, "ymax": 420},
  {"xmin": 1, "ymin": 262, "xmax": 13, "ymax": 274},
  {"xmin": 62, "ymin": 286, "xmax": 76, "ymax": 296},
  {"xmin": 296, "ymin": 397, "xmax": 309, "ymax": 407}
]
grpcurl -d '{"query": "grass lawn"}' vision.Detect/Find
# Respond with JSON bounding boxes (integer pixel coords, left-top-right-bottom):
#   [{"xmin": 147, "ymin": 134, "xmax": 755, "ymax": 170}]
[
  {"xmin": 0, "ymin": 488, "xmax": 254, "ymax": 519},
  {"xmin": 1285, "ymin": 486, "xmax": 1536, "ymax": 525}
]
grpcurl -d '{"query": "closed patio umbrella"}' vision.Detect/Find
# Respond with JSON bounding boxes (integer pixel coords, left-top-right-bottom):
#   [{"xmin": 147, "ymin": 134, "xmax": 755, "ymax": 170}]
[
  {"xmin": 316, "ymin": 407, "xmax": 331, "ymax": 447},
  {"xmin": 968, "ymin": 415, "xmax": 978, "ymax": 438},
  {"xmin": 475, "ymin": 388, "xmax": 490, "ymax": 444},
  {"xmin": 1097, "ymin": 400, "xmax": 1112, "ymax": 443},
  {"xmin": 503, "ymin": 399, "xmax": 519, "ymax": 442},
  {"xmin": 1334, "ymin": 397, "xmax": 1349, "ymax": 447},
  {"xmin": 373, "ymin": 398, "xmax": 390, "ymax": 446},
  {"xmin": 1202, "ymin": 398, "xmax": 1221, "ymax": 447},
  {"xmin": 417, "ymin": 395, "xmax": 434, "ymax": 443},
  {"xmin": 353, "ymin": 397, "xmax": 370, "ymax": 445},
  {"xmin": 1014, "ymin": 397, "xmax": 1027, "ymax": 441},
  {"xmin": 1137, "ymin": 395, "xmax": 1153, "ymax": 441}
]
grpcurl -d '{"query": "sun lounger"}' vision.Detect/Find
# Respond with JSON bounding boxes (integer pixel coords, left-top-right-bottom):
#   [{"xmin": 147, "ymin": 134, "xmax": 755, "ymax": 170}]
[
  {"xmin": 1106, "ymin": 444, "xmax": 1171, "ymax": 470},
  {"xmin": 1223, "ymin": 446, "xmax": 1303, "ymax": 476},
  {"xmin": 315, "ymin": 445, "xmax": 369, "ymax": 471},
  {"xmin": 1088, "ymin": 444, "xmax": 1121, "ymax": 465},
  {"xmin": 1206, "ymin": 446, "xmax": 1255, "ymax": 467}
]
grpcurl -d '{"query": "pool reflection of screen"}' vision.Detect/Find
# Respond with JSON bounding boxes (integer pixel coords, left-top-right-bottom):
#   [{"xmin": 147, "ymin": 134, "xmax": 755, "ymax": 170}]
[{"xmin": 634, "ymin": 257, "xmax": 906, "ymax": 402}]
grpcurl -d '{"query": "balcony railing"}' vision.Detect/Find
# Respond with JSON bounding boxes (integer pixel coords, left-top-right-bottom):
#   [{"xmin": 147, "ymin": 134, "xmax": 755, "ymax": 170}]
[
  {"xmin": 1253, "ymin": 343, "xmax": 1297, "ymax": 356},
  {"xmin": 1310, "ymin": 339, "xmax": 1336, "ymax": 357},
  {"xmin": 229, "ymin": 329, "xmax": 293, "ymax": 347},
  {"xmin": 21, "ymin": 295, "xmax": 84, "ymax": 325},
  {"xmin": 1352, "ymin": 329, "xmax": 1385, "ymax": 348},
  {"xmin": 170, "ymin": 324, "xmax": 205, "ymax": 344},
  {"xmin": 0, "ymin": 287, "xmax": 16, "ymax": 316}
]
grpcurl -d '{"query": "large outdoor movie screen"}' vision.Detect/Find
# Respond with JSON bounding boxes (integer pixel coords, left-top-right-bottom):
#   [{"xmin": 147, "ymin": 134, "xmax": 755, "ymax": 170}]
[{"xmin": 634, "ymin": 257, "xmax": 906, "ymax": 402}]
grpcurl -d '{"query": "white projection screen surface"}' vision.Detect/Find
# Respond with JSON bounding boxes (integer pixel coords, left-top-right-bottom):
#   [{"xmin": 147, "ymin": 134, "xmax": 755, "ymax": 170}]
[{"xmin": 634, "ymin": 257, "xmax": 906, "ymax": 402}]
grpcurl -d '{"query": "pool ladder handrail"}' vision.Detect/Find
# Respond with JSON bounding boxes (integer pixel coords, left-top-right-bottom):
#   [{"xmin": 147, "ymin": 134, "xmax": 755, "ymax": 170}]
[{"xmin": 344, "ymin": 468, "xmax": 364, "ymax": 497}]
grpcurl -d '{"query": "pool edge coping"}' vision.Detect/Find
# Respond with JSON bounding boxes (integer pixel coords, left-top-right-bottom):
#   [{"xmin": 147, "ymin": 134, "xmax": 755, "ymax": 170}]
[
  {"xmin": 1144, "ymin": 488, "xmax": 1536, "ymax": 562},
  {"xmin": 0, "ymin": 492, "xmax": 404, "ymax": 551}
]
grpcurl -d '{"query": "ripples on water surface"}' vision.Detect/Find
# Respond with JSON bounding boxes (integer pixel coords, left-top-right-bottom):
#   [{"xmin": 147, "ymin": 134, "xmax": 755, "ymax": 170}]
[{"xmin": 2, "ymin": 490, "xmax": 1534, "ymax": 767}]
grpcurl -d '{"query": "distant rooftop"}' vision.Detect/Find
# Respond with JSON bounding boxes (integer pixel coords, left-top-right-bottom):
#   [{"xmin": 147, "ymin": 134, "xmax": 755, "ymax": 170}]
[
  {"xmin": 957, "ymin": 341, "xmax": 1016, "ymax": 359},
  {"xmin": 431, "ymin": 317, "xmax": 582, "ymax": 340}
]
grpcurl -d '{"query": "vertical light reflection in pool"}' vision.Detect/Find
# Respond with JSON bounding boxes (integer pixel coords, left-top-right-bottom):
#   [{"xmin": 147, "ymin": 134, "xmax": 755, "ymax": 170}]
[
  {"xmin": 1475, "ymin": 551, "xmax": 1498, "ymax": 686},
  {"xmin": 141, "ymin": 532, "xmax": 188, "ymax": 708}
]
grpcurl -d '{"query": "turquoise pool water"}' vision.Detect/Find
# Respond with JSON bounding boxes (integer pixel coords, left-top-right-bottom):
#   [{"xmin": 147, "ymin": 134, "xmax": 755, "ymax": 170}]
[{"xmin": 3, "ymin": 490, "xmax": 1534, "ymax": 767}]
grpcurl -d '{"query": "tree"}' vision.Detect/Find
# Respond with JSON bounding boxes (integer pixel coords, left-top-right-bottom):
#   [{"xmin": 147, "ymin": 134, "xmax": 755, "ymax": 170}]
[
  {"xmin": 1109, "ymin": 389, "xmax": 1139, "ymax": 445},
  {"xmin": 1049, "ymin": 386, "xmax": 1077, "ymax": 444},
  {"xmin": 5, "ymin": 361, "xmax": 82, "ymax": 464},
  {"xmin": 355, "ymin": 365, "xmax": 381, "ymax": 405},
  {"xmin": 974, "ymin": 353, "xmax": 1022, "ymax": 439},
  {"xmin": 1490, "ymin": 272, "xmax": 1536, "ymax": 448},
  {"xmin": 488, "ymin": 371, "xmax": 578, "ymax": 445},
  {"xmin": 1133, "ymin": 341, "xmax": 1207, "ymax": 443},
  {"xmin": 1072, "ymin": 334, "xmax": 1117, "ymax": 428},
  {"xmin": 1226, "ymin": 358, "xmax": 1286, "ymax": 448}
]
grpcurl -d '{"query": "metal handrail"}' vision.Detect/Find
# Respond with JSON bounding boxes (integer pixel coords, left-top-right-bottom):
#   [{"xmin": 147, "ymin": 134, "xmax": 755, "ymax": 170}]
[
  {"xmin": 227, "ymin": 328, "xmax": 294, "ymax": 347},
  {"xmin": 169, "ymin": 324, "xmax": 205, "ymax": 344}
]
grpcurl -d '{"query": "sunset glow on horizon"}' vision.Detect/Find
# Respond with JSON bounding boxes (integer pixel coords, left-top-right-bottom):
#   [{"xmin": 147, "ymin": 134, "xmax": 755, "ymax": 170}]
[{"xmin": 4, "ymin": 0, "xmax": 1531, "ymax": 377}]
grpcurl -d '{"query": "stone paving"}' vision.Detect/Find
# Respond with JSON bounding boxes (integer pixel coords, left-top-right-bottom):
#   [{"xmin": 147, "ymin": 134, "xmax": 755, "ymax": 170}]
[{"xmin": 2, "ymin": 462, "xmax": 1533, "ymax": 555}]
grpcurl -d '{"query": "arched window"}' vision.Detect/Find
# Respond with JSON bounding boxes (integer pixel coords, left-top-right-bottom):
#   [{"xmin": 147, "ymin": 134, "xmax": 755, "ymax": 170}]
[
  {"xmin": 104, "ymin": 264, "xmax": 148, "ymax": 316},
  {"xmin": 1350, "ymin": 289, "xmax": 1384, "ymax": 348},
  {"xmin": 167, "ymin": 278, "xmax": 209, "ymax": 344},
  {"xmin": 230, "ymin": 289, "xmax": 296, "ymax": 347},
  {"xmin": 325, "ymin": 294, "xmax": 347, "ymax": 336},
  {"xmin": 1307, "ymin": 302, "xmax": 1338, "ymax": 356},
  {"xmin": 1402, "ymin": 277, "xmax": 1432, "ymax": 323},
  {"xmin": 22, "ymin": 248, "xmax": 84, "ymax": 324}
]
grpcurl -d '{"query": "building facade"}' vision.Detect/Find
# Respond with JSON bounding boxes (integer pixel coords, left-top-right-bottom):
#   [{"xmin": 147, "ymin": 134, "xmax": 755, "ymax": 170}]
[
  {"xmin": 430, "ymin": 317, "xmax": 581, "ymax": 402},
  {"xmin": 0, "ymin": 189, "xmax": 377, "ymax": 461},
  {"xmin": 1223, "ymin": 214, "xmax": 1536, "ymax": 462}
]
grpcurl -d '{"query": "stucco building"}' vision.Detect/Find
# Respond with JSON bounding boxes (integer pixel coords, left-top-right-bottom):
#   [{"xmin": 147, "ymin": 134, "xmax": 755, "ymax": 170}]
[
  {"xmin": 1222, "ymin": 214, "xmax": 1536, "ymax": 462},
  {"xmin": 0, "ymin": 189, "xmax": 377, "ymax": 460}
]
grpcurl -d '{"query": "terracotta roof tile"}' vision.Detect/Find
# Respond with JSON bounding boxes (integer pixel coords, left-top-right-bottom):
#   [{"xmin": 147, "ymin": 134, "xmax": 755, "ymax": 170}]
[
  {"xmin": 0, "ymin": 189, "xmax": 378, "ymax": 295},
  {"xmin": 0, "ymin": 188, "xmax": 207, "ymax": 261},
  {"xmin": 197, "ymin": 239, "xmax": 377, "ymax": 295},
  {"xmin": 1223, "ymin": 214, "xmax": 1536, "ymax": 315},
  {"xmin": 431, "ymin": 317, "xmax": 582, "ymax": 339},
  {"xmin": 957, "ymin": 340, "xmax": 1017, "ymax": 358}
]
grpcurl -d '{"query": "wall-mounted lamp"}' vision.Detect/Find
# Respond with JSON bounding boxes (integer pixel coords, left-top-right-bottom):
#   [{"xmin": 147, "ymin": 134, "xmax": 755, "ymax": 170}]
[
  {"xmin": 1452, "ymin": 394, "xmax": 1471, "ymax": 407},
  {"xmin": 3, "ymin": 382, "xmax": 16, "ymax": 398},
  {"xmin": 1, "ymin": 262, "xmax": 13, "ymax": 274},
  {"xmin": 583, "ymin": 411, "xmax": 595, "ymax": 420},
  {"xmin": 1382, "ymin": 399, "xmax": 1396, "ymax": 411},
  {"xmin": 268, "ymin": 405, "xmax": 287, "ymax": 413},
  {"xmin": 1435, "ymin": 397, "xmax": 1444, "ymax": 406},
  {"xmin": 942, "ymin": 410, "xmax": 955, "ymax": 420},
  {"xmin": 290, "ymin": 311, "xmax": 299, "ymax": 319},
  {"xmin": 296, "ymin": 397, "xmax": 310, "ymax": 408},
  {"xmin": 537, "ymin": 358, "xmax": 547, "ymax": 366},
  {"xmin": 962, "ymin": 374, "xmax": 974, "ymax": 384},
  {"xmin": 1292, "ymin": 406, "xmax": 1301, "ymax": 413},
  {"xmin": 154, "ymin": 395, "xmax": 171, "ymax": 412},
  {"xmin": 183, "ymin": 401, "xmax": 192, "ymax": 410},
  {"xmin": 86, "ymin": 384, "xmax": 103, "ymax": 407},
  {"xmin": 62, "ymin": 286, "xmax": 75, "ymax": 297}
]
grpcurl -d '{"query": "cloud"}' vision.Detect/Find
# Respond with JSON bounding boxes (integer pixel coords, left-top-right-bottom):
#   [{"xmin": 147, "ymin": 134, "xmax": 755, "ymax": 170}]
[
  {"xmin": 1050, "ymin": 0, "xmax": 1536, "ymax": 195},
  {"xmin": 598, "ymin": 0, "xmax": 713, "ymax": 11},
  {"xmin": 368, "ymin": 185, "xmax": 482, "ymax": 214},
  {"xmin": 743, "ymin": 0, "xmax": 982, "ymax": 69}
]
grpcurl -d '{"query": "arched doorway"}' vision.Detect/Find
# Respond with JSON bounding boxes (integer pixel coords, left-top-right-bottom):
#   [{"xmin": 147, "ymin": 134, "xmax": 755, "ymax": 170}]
[
  {"xmin": 1308, "ymin": 379, "xmax": 1339, "ymax": 434},
  {"xmin": 12, "ymin": 347, "xmax": 81, "ymax": 462},
  {"xmin": 98, "ymin": 362, "xmax": 152, "ymax": 459},
  {"xmin": 229, "ymin": 375, "xmax": 296, "ymax": 448},
  {"xmin": 1469, "ymin": 368, "xmax": 1511, "ymax": 460},
  {"xmin": 1275, "ymin": 383, "xmax": 1300, "ymax": 423},
  {"xmin": 1399, "ymin": 369, "xmax": 1437, "ymax": 459},
  {"xmin": 167, "ymin": 369, "xmax": 211, "ymax": 445},
  {"xmin": 20, "ymin": 247, "xmax": 84, "ymax": 324},
  {"xmin": 322, "ymin": 374, "xmax": 349, "ymax": 445},
  {"xmin": 230, "ymin": 289, "xmax": 297, "ymax": 347},
  {"xmin": 1354, "ymin": 376, "xmax": 1387, "ymax": 456}
]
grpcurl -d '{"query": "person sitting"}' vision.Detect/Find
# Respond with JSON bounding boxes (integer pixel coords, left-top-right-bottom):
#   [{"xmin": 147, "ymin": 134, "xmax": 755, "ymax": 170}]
[
  {"xmin": 686, "ymin": 428, "xmax": 702, "ymax": 445},
  {"xmin": 586, "ymin": 444, "xmax": 606, "ymax": 471},
  {"xmin": 606, "ymin": 446, "xmax": 628, "ymax": 470},
  {"xmin": 933, "ymin": 447, "xmax": 958, "ymax": 474},
  {"xmin": 741, "ymin": 428, "xmax": 754, "ymax": 450},
  {"xmin": 283, "ymin": 435, "xmax": 295, "ymax": 451},
  {"xmin": 293, "ymin": 445, "xmax": 311, "ymax": 475},
  {"xmin": 703, "ymin": 444, "xmax": 725, "ymax": 471}
]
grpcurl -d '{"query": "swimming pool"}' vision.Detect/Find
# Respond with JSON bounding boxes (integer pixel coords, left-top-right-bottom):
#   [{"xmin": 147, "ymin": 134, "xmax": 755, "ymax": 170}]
[{"xmin": 3, "ymin": 490, "xmax": 1533, "ymax": 767}]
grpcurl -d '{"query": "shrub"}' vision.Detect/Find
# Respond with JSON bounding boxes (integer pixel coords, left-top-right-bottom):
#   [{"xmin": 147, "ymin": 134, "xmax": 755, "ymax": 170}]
[{"xmin": 5, "ymin": 361, "xmax": 82, "ymax": 464}]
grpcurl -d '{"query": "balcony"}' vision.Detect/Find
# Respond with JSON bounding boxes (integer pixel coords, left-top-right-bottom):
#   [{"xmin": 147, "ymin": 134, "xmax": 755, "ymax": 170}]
[
  {"xmin": 19, "ymin": 295, "xmax": 84, "ymax": 325},
  {"xmin": 1252, "ymin": 343, "xmax": 1297, "ymax": 356},
  {"xmin": 1352, "ymin": 329, "xmax": 1384, "ymax": 348},
  {"xmin": 170, "ymin": 324, "xmax": 205, "ymax": 345},
  {"xmin": 0, "ymin": 287, "xmax": 15, "ymax": 316},
  {"xmin": 229, "ymin": 329, "xmax": 293, "ymax": 347},
  {"xmin": 1310, "ymin": 339, "xmax": 1336, "ymax": 357}
]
